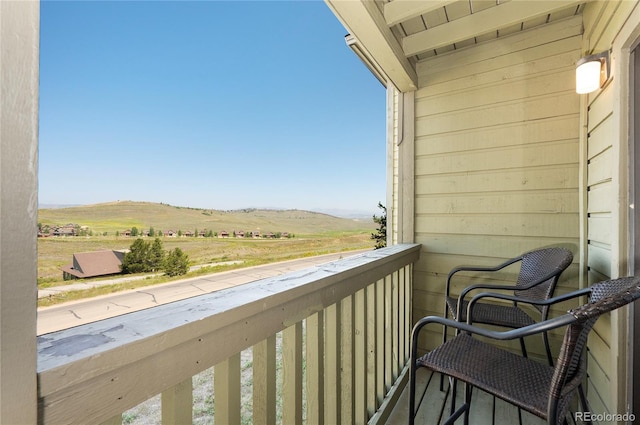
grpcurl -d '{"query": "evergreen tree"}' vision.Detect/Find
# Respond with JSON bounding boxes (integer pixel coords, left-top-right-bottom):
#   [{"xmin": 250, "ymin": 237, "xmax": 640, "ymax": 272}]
[
  {"xmin": 371, "ymin": 202, "xmax": 387, "ymax": 249},
  {"xmin": 149, "ymin": 227, "xmax": 155, "ymax": 237},
  {"xmin": 149, "ymin": 238, "xmax": 165, "ymax": 271},
  {"xmin": 164, "ymin": 247, "xmax": 189, "ymax": 277},
  {"xmin": 131, "ymin": 226, "xmax": 139, "ymax": 237},
  {"xmin": 121, "ymin": 238, "xmax": 151, "ymax": 273}
]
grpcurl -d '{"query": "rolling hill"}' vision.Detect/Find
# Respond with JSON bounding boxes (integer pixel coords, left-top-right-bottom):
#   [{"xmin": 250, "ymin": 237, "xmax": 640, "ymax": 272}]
[{"xmin": 38, "ymin": 201, "xmax": 375, "ymax": 235}]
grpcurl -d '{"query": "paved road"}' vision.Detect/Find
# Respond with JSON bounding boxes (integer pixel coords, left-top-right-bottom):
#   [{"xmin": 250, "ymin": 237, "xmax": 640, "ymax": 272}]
[{"xmin": 37, "ymin": 249, "xmax": 370, "ymax": 335}]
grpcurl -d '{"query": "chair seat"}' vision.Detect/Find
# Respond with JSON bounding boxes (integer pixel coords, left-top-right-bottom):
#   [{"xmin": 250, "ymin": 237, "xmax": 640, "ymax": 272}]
[
  {"xmin": 446, "ymin": 296, "xmax": 536, "ymax": 328},
  {"xmin": 417, "ymin": 333, "xmax": 553, "ymax": 419}
]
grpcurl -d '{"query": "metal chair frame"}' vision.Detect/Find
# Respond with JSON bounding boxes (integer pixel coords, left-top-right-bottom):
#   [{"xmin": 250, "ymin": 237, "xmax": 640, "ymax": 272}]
[{"xmin": 410, "ymin": 276, "xmax": 640, "ymax": 425}]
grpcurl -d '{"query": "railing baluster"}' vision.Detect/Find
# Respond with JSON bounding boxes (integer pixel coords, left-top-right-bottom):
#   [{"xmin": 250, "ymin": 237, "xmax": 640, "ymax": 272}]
[
  {"xmin": 341, "ymin": 295, "xmax": 354, "ymax": 425},
  {"xmin": 376, "ymin": 278, "xmax": 385, "ymax": 406},
  {"xmin": 306, "ymin": 311, "xmax": 324, "ymax": 425},
  {"xmin": 282, "ymin": 322, "xmax": 303, "ymax": 425},
  {"xmin": 324, "ymin": 302, "xmax": 341, "ymax": 423},
  {"xmin": 384, "ymin": 274, "xmax": 393, "ymax": 391},
  {"xmin": 392, "ymin": 270, "xmax": 400, "ymax": 377},
  {"xmin": 253, "ymin": 335, "xmax": 276, "ymax": 425},
  {"xmin": 214, "ymin": 353, "xmax": 241, "ymax": 424},
  {"xmin": 367, "ymin": 283, "xmax": 378, "ymax": 416},
  {"xmin": 354, "ymin": 288, "xmax": 368, "ymax": 424},
  {"xmin": 161, "ymin": 377, "xmax": 192, "ymax": 425}
]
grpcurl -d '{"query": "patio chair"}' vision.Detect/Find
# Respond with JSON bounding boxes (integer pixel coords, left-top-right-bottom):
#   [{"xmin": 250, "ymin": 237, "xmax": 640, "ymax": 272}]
[
  {"xmin": 444, "ymin": 247, "xmax": 574, "ymax": 365},
  {"xmin": 409, "ymin": 275, "xmax": 640, "ymax": 425}
]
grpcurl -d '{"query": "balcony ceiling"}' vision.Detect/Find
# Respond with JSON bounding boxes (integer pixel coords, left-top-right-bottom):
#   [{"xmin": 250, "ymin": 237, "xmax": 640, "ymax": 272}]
[{"xmin": 326, "ymin": 0, "xmax": 587, "ymax": 91}]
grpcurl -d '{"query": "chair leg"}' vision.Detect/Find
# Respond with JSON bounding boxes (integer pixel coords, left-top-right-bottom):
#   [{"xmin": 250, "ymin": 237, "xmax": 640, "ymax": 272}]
[
  {"xmin": 543, "ymin": 331, "xmax": 553, "ymax": 365},
  {"xmin": 409, "ymin": 362, "xmax": 417, "ymax": 425},
  {"xmin": 518, "ymin": 337, "xmax": 528, "ymax": 358},
  {"xmin": 577, "ymin": 384, "xmax": 592, "ymax": 425},
  {"xmin": 463, "ymin": 383, "xmax": 472, "ymax": 425},
  {"xmin": 450, "ymin": 377, "xmax": 457, "ymax": 416},
  {"xmin": 440, "ymin": 307, "xmax": 450, "ymax": 392}
]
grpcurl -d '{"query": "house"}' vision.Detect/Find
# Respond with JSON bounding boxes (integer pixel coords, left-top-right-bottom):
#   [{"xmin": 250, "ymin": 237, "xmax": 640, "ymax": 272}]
[
  {"xmin": 3, "ymin": 1, "xmax": 640, "ymax": 423},
  {"xmin": 325, "ymin": 0, "xmax": 640, "ymax": 419},
  {"xmin": 61, "ymin": 250, "xmax": 125, "ymax": 280},
  {"xmin": 51, "ymin": 225, "xmax": 76, "ymax": 237},
  {"xmin": 235, "ymin": 230, "xmax": 245, "ymax": 238},
  {"xmin": 164, "ymin": 230, "xmax": 177, "ymax": 237},
  {"xmin": 219, "ymin": 230, "xmax": 229, "ymax": 238}
]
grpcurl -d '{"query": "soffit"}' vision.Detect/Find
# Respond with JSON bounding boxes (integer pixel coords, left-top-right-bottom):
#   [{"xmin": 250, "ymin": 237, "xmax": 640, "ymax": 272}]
[{"xmin": 328, "ymin": 0, "xmax": 586, "ymax": 91}]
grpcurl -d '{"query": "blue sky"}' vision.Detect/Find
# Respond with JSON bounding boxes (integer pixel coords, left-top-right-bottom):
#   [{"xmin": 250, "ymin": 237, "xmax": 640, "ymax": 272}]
[{"xmin": 38, "ymin": 0, "xmax": 387, "ymax": 216}]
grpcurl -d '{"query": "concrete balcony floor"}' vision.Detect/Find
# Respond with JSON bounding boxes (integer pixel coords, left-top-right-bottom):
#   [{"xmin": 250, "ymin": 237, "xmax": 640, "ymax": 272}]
[{"xmin": 387, "ymin": 370, "xmax": 547, "ymax": 425}]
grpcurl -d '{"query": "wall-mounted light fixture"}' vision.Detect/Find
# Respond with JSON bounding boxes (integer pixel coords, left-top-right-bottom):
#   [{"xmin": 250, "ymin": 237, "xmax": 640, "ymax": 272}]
[{"xmin": 576, "ymin": 50, "xmax": 610, "ymax": 94}]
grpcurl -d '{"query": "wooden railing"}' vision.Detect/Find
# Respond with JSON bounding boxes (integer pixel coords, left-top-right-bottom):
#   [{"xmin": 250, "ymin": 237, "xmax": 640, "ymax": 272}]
[{"xmin": 37, "ymin": 244, "xmax": 421, "ymax": 425}]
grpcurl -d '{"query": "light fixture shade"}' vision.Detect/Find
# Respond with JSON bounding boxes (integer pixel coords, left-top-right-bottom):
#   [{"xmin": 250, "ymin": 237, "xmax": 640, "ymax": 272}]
[
  {"xmin": 575, "ymin": 50, "xmax": 610, "ymax": 94},
  {"xmin": 576, "ymin": 60, "xmax": 602, "ymax": 94}
]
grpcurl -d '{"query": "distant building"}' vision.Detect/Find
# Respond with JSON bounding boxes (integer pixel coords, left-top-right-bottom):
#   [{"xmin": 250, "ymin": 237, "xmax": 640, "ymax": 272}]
[
  {"xmin": 61, "ymin": 250, "xmax": 126, "ymax": 280},
  {"xmin": 219, "ymin": 231, "xmax": 229, "ymax": 238}
]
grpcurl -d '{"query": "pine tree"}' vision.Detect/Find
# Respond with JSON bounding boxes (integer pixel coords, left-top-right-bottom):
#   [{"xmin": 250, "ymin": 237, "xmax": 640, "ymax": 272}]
[
  {"xmin": 149, "ymin": 238, "xmax": 165, "ymax": 271},
  {"xmin": 164, "ymin": 248, "xmax": 189, "ymax": 277},
  {"xmin": 121, "ymin": 238, "xmax": 151, "ymax": 273},
  {"xmin": 371, "ymin": 202, "xmax": 387, "ymax": 249}
]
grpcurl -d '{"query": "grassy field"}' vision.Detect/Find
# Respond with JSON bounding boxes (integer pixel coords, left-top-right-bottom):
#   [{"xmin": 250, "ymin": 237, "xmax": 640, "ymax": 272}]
[
  {"xmin": 38, "ymin": 231, "xmax": 373, "ymax": 283},
  {"xmin": 38, "ymin": 201, "xmax": 377, "ymax": 291}
]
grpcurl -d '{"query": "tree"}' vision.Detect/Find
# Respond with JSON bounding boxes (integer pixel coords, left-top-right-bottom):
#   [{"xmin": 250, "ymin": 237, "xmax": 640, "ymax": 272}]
[
  {"xmin": 149, "ymin": 227, "xmax": 155, "ymax": 237},
  {"xmin": 149, "ymin": 238, "xmax": 165, "ymax": 271},
  {"xmin": 131, "ymin": 227, "xmax": 139, "ymax": 237},
  {"xmin": 371, "ymin": 202, "xmax": 387, "ymax": 249},
  {"xmin": 164, "ymin": 247, "xmax": 189, "ymax": 277},
  {"xmin": 121, "ymin": 238, "xmax": 151, "ymax": 273}
]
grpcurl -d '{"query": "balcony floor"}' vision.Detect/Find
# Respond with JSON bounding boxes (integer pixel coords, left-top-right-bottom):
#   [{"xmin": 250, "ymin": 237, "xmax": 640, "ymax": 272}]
[{"xmin": 387, "ymin": 369, "xmax": 547, "ymax": 425}]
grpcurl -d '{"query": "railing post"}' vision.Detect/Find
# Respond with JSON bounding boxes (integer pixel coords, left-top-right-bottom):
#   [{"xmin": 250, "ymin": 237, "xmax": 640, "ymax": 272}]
[
  {"xmin": 161, "ymin": 377, "xmax": 192, "ymax": 425},
  {"xmin": 253, "ymin": 335, "xmax": 276, "ymax": 425}
]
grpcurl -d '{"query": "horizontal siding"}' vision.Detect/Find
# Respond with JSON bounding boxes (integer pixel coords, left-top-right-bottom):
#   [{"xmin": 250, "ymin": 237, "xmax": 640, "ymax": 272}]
[
  {"xmin": 411, "ymin": 17, "xmax": 582, "ymax": 362},
  {"xmin": 582, "ymin": 0, "xmax": 640, "ymax": 417}
]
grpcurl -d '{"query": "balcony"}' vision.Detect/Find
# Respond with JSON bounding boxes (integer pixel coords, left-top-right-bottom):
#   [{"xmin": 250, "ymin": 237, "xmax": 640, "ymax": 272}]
[{"xmin": 37, "ymin": 244, "xmax": 421, "ymax": 424}]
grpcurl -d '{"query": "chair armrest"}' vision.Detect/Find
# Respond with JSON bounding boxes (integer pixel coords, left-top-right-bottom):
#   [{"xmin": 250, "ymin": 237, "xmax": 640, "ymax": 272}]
[
  {"xmin": 445, "ymin": 256, "xmax": 522, "ymax": 297},
  {"xmin": 465, "ymin": 287, "xmax": 592, "ymax": 324},
  {"xmin": 410, "ymin": 313, "xmax": 577, "ymax": 363},
  {"xmin": 455, "ymin": 265, "xmax": 567, "ymax": 307},
  {"xmin": 412, "ymin": 313, "xmax": 575, "ymax": 342}
]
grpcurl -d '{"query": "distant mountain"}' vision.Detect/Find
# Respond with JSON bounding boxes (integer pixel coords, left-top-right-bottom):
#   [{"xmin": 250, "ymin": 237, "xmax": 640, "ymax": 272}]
[
  {"xmin": 38, "ymin": 201, "xmax": 375, "ymax": 235},
  {"xmin": 312, "ymin": 208, "xmax": 374, "ymax": 220}
]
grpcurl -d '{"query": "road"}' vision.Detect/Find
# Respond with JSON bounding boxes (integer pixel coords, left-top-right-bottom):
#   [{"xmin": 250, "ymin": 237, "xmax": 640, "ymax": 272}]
[{"xmin": 37, "ymin": 249, "xmax": 370, "ymax": 335}]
